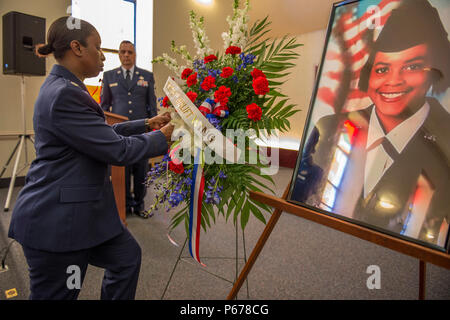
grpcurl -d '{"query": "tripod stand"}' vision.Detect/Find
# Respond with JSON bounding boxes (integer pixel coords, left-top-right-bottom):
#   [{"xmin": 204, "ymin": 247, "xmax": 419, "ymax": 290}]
[{"xmin": 1, "ymin": 75, "xmax": 34, "ymax": 211}]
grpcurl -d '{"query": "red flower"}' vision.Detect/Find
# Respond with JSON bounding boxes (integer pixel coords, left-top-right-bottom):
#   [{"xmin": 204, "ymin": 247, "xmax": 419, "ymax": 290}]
[
  {"xmin": 186, "ymin": 72, "xmax": 198, "ymax": 87},
  {"xmin": 181, "ymin": 68, "xmax": 193, "ymax": 80},
  {"xmin": 186, "ymin": 91, "xmax": 198, "ymax": 103},
  {"xmin": 220, "ymin": 67, "xmax": 234, "ymax": 78},
  {"xmin": 252, "ymin": 76, "xmax": 269, "ymax": 95},
  {"xmin": 214, "ymin": 86, "xmax": 232, "ymax": 105},
  {"xmin": 169, "ymin": 161, "xmax": 184, "ymax": 174},
  {"xmin": 246, "ymin": 103, "xmax": 262, "ymax": 122},
  {"xmin": 251, "ymin": 68, "xmax": 266, "ymax": 80},
  {"xmin": 162, "ymin": 96, "xmax": 170, "ymax": 108},
  {"xmin": 225, "ymin": 46, "xmax": 242, "ymax": 55},
  {"xmin": 204, "ymin": 54, "xmax": 218, "ymax": 63},
  {"xmin": 201, "ymin": 75, "xmax": 217, "ymax": 91}
]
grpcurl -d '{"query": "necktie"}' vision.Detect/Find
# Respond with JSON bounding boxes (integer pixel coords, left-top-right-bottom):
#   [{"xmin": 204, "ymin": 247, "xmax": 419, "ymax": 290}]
[
  {"xmin": 380, "ymin": 138, "xmax": 399, "ymax": 160},
  {"xmin": 126, "ymin": 69, "xmax": 131, "ymax": 87},
  {"xmin": 367, "ymin": 137, "xmax": 399, "ymax": 160},
  {"xmin": 364, "ymin": 137, "xmax": 399, "ymax": 197}
]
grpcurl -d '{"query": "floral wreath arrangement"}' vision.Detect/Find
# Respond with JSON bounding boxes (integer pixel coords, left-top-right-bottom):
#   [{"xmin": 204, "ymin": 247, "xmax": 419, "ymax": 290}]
[{"xmin": 149, "ymin": 0, "xmax": 301, "ymax": 264}]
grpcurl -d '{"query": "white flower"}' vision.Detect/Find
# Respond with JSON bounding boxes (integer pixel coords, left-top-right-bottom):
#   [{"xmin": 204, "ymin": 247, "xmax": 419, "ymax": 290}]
[
  {"xmin": 189, "ymin": 10, "xmax": 213, "ymax": 58},
  {"xmin": 171, "ymin": 42, "xmax": 193, "ymax": 67},
  {"xmin": 222, "ymin": 0, "xmax": 250, "ymax": 49},
  {"xmin": 152, "ymin": 54, "xmax": 181, "ymax": 76}
]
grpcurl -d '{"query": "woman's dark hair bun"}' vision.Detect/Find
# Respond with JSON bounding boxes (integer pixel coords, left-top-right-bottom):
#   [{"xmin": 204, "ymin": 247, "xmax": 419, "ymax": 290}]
[
  {"xmin": 43, "ymin": 16, "xmax": 97, "ymax": 60},
  {"xmin": 37, "ymin": 44, "xmax": 54, "ymax": 55}
]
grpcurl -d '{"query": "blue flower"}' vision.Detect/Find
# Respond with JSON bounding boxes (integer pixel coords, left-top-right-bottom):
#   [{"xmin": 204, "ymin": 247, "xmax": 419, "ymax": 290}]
[
  {"xmin": 193, "ymin": 59, "xmax": 206, "ymax": 72},
  {"xmin": 237, "ymin": 52, "xmax": 256, "ymax": 71},
  {"xmin": 207, "ymin": 69, "xmax": 221, "ymax": 77},
  {"xmin": 207, "ymin": 116, "xmax": 222, "ymax": 131},
  {"xmin": 157, "ymin": 96, "xmax": 164, "ymax": 107},
  {"xmin": 168, "ymin": 191, "xmax": 185, "ymax": 208},
  {"xmin": 245, "ymin": 54, "xmax": 256, "ymax": 65},
  {"xmin": 213, "ymin": 191, "xmax": 221, "ymax": 205},
  {"xmin": 162, "ymin": 154, "xmax": 171, "ymax": 163},
  {"xmin": 204, "ymin": 190, "xmax": 213, "ymax": 204}
]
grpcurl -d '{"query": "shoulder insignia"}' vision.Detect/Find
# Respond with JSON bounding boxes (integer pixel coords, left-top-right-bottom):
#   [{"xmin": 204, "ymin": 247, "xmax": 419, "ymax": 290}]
[{"xmin": 70, "ymin": 81, "xmax": 79, "ymax": 87}]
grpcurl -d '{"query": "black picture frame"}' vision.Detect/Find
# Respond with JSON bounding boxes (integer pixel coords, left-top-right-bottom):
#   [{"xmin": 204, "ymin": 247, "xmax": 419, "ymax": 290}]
[{"xmin": 287, "ymin": 0, "xmax": 450, "ymax": 253}]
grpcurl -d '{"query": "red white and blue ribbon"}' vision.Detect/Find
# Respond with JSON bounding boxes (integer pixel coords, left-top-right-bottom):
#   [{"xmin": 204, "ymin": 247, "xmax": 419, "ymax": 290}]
[
  {"xmin": 188, "ymin": 148, "xmax": 206, "ymax": 266},
  {"xmin": 212, "ymin": 101, "xmax": 229, "ymax": 118},
  {"xmin": 198, "ymin": 97, "xmax": 229, "ymax": 118},
  {"xmin": 198, "ymin": 98, "xmax": 215, "ymax": 117}
]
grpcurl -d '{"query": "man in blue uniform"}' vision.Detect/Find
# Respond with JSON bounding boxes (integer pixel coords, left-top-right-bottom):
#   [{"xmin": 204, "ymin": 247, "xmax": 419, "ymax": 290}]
[{"xmin": 101, "ymin": 40, "xmax": 157, "ymax": 218}]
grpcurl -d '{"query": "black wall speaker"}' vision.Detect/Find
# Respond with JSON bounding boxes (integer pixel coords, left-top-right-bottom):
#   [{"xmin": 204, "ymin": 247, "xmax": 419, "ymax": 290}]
[{"xmin": 2, "ymin": 11, "xmax": 46, "ymax": 76}]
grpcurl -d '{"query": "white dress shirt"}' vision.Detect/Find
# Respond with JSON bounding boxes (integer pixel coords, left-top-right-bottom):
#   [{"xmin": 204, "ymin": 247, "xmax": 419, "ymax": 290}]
[
  {"xmin": 363, "ymin": 102, "xmax": 430, "ymax": 198},
  {"xmin": 121, "ymin": 65, "xmax": 135, "ymax": 80}
]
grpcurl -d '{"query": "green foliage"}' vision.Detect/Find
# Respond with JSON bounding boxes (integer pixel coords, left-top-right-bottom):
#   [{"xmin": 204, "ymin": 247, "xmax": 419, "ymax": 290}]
[{"xmin": 149, "ymin": 1, "xmax": 302, "ymax": 232}]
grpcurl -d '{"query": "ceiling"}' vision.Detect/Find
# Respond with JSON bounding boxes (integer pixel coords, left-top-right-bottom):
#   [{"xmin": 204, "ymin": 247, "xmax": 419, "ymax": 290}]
[{"xmin": 247, "ymin": 0, "xmax": 338, "ymax": 37}]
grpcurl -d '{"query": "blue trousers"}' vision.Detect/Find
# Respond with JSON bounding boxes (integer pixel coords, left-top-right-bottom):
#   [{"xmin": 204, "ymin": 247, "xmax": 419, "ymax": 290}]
[{"xmin": 22, "ymin": 227, "xmax": 141, "ymax": 300}]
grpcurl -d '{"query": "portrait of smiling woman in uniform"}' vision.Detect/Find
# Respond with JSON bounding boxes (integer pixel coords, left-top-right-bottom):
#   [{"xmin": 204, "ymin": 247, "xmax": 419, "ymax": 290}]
[{"xmin": 289, "ymin": 0, "xmax": 450, "ymax": 251}]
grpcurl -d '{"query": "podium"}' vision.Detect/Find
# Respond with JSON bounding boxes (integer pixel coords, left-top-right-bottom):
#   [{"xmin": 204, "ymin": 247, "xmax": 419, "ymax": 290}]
[{"xmin": 104, "ymin": 111, "xmax": 128, "ymax": 226}]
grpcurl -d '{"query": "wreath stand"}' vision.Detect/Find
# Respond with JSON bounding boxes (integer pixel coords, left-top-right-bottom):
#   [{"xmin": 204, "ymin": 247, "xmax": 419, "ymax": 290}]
[
  {"xmin": 227, "ymin": 184, "xmax": 450, "ymax": 300},
  {"xmin": 161, "ymin": 222, "xmax": 250, "ymax": 300}
]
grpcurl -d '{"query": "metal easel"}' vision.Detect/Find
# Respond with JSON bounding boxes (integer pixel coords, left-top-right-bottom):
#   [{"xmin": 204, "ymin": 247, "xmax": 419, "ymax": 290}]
[
  {"xmin": 160, "ymin": 222, "xmax": 250, "ymax": 300},
  {"xmin": 1, "ymin": 75, "xmax": 34, "ymax": 211}
]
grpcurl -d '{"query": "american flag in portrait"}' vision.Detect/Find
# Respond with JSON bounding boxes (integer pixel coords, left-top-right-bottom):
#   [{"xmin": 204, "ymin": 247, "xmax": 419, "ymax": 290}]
[{"xmin": 315, "ymin": 0, "xmax": 401, "ymax": 118}]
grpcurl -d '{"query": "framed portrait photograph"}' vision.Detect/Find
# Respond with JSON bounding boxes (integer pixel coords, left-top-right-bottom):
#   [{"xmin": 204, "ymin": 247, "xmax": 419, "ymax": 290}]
[{"xmin": 288, "ymin": 0, "xmax": 450, "ymax": 253}]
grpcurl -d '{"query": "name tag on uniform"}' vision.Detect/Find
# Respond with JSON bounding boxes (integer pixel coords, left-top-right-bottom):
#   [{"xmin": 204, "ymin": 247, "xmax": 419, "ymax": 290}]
[{"xmin": 109, "ymin": 82, "xmax": 118, "ymax": 87}]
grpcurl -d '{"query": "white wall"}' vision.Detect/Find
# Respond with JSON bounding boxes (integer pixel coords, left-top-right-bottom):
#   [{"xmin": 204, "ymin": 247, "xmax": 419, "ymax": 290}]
[
  {"xmin": 153, "ymin": 0, "xmax": 234, "ymax": 98},
  {"xmin": 278, "ymin": 29, "xmax": 327, "ymax": 145},
  {"xmin": 136, "ymin": 0, "xmax": 153, "ymax": 71}
]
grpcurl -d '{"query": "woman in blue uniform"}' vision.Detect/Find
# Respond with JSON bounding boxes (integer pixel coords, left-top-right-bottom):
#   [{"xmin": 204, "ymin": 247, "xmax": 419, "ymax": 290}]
[
  {"xmin": 8, "ymin": 16, "xmax": 174, "ymax": 299},
  {"xmin": 290, "ymin": 0, "xmax": 450, "ymax": 249}
]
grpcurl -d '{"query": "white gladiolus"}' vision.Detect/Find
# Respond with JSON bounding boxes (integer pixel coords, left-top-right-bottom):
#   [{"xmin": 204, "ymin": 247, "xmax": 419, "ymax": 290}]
[
  {"xmin": 171, "ymin": 42, "xmax": 193, "ymax": 67},
  {"xmin": 153, "ymin": 53, "xmax": 181, "ymax": 76},
  {"xmin": 189, "ymin": 11, "xmax": 213, "ymax": 58},
  {"xmin": 222, "ymin": 0, "xmax": 250, "ymax": 49}
]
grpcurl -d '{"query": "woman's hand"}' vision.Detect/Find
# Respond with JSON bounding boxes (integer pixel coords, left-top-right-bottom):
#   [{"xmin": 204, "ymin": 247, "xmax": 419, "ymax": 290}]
[
  {"xmin": 147, "ymin": 112, "xmax": 171, "ymax": 130},
  {"xmin": 160, "ymin": 122, "xmax": 175, "ymax": 142}
]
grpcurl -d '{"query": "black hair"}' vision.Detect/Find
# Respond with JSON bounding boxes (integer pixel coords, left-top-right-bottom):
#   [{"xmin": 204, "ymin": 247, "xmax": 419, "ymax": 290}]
[
  {"xmin": 37, "ymin": 16, "xmax": 97, "ymax": 59},
  {"xmin": 119, "ymin": 40, "xmax": 135, "ymax": 48},
  {"xmin": 358, "ymin": 0, "xmax": 450, "ymax": 95}
]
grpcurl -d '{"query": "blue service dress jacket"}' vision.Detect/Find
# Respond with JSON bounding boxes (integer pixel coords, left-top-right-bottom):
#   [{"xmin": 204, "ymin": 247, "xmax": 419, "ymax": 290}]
[
  {"xmin": 290, "ymin": 99, "xmax": 450, "ymax": 249},
  {"xmin": 8, "ymin": 64, "xmax": 168, "ymax": 252},
  {"xmin": 100, "ymin": 67, "xmax": 157, "ymax": 120}
]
